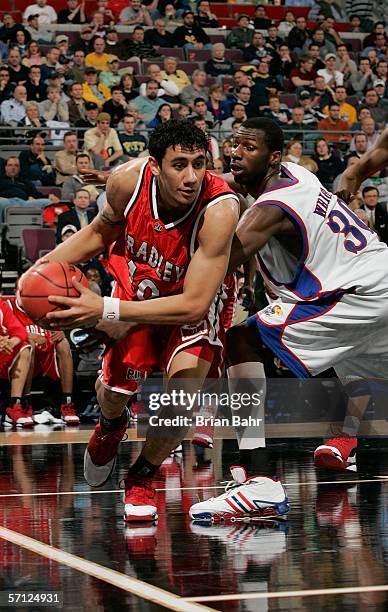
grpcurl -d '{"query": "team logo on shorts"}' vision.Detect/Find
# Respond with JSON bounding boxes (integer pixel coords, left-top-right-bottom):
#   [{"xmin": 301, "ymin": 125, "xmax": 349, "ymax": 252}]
[
  {"xmin": 181, "ymin": 321, "xmax": 208, "ymax": 339},
  {"xmin": 126, "ymin": 368, "xmax": 146, "ymax": 381},
  {"xmin": 263, "ymin": 304, "xmax": 283, "ymax": 318},
  {"xmin": 154, "ymin": 222, "xmax": 163, "ymax": 232}
]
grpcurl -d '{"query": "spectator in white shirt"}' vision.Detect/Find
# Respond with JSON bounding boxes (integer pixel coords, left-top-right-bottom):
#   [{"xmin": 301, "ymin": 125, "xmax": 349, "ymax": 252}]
[
  {"xmin": 23, "ymin": 0, "xmax": 57, "ymax": 25},
  {"xmin": 317, "ymin": 53, "xmax": 344, "ymax": 87},
  {"xmin": 0, "ymin": 84, "xmax": 27, "ymax": 125}
]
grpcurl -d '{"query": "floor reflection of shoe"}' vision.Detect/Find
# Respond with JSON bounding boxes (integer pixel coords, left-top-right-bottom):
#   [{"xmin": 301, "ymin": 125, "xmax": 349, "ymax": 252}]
[
  {"xmin": 192, "ymin": 409, "xmax": 214, "ymax": 448},
  {"xmin": 84, "ymin": 411, "xmax": 128, "ymax": 487},
  {"xmin": 316, "ymin": 484, "xmax": 358, "ymax": 528},
  {"xmin": 5, "ymin": 404, "xmax": 34, "ymax": 428},
  {"xmin": 189, "ymin": 466, "xmax": 290, "ymax": 523},
  {"xmin": 33, "ymin": 410, "xmax": 64, "ymax": 425},
  {"xmin": 314, "ymin": 437, "xmax": 358, "ymax": 471},
  {"xmin": 60, "ymin": 402, "xmax": 80, "ymax": 426},
  {"xmin": 123, "ymin": 476, "xmax": 158, "ymax": 523},
  {"xmin": 125, "ymin": 524, "xmax": 157, "ymax": 558}
]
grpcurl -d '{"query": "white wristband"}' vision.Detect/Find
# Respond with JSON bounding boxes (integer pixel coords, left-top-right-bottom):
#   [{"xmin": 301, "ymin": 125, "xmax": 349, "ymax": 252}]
[{"xmin": 102, "ymin": 297, "xmax": 120, "ymax": 321}]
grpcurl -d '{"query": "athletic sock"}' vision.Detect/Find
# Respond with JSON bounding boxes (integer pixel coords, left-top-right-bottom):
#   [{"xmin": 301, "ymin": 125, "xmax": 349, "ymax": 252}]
[
  {"xmin": 100, "ymin": 410, "xmax": 127, "ymax": 431},
  {"xmin": 127, "ymin": 454, "xmax": 160, "ymax": 479},
  {"xmin": 62, "ymin": 394, "xmax": 73, "ymax": 405},
  {"xmin": 10, "ymin": 397, "xmax": 22, "ymax": 407}
]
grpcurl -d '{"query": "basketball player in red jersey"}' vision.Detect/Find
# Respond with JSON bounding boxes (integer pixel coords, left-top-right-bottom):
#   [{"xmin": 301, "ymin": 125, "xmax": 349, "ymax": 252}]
[
  {"xmin": 0, "ymin": 299, "xmax": 33, "ymax": 427},
  {"xmin": 7, "ymin": 295, "xmax": 79, "ymax": 425},
  {"xmin": 32, "ymin": 120, "xmax": 240, "ymax": 522}
]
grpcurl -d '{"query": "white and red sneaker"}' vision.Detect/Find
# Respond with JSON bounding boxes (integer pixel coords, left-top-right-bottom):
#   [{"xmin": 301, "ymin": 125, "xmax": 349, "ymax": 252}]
[
  {"xmin": 84, "ymin": 412, "xmax": 128, "ymax": 487},
  {"xmin": 189, "ymin": 466, "xmax": 289, "ymax": 523},
  {"xmin": 314, "ymin": 437, "xmax": 357, "ymax": 471},
  {"xmin": 60, "ymin": 402, "xmax": 80, "ymax": 426},
  {"xmin": 5, "ymin": 403, "xmax": 34, "ymax": 428},
  {"xmin": 123, "ymin": 476, "xmax": 158, "ymax": 523}
]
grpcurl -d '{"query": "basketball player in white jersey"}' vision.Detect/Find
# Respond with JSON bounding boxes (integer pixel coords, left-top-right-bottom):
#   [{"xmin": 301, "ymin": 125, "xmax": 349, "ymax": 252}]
[{"xmin": 189, "ymin": 117, "xmax": 388, "ymax": 521}]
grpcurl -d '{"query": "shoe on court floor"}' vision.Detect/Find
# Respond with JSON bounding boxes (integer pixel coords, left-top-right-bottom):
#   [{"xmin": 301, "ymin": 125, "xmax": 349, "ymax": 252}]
[
  {"xmin": 314, "ymin": 437, "xmax": 357, "ymax": 471},
  {"xmin": 60, "ymin": 402, "xmax": 80, "ymax": 426},
  {"xmin": 189, "ymin": 466, "xmax": 290, "ymax": 522},
  {"xmin": 33, "ymin": 410, "xmax": 64, "ymax": 425},
  {"xmin": 5, "ymin": 403, "xmax": 34, "ymax": 428},
  {"xmin": 84, "ymin": 411, "xmax": 128, "ymax": 487},
  {"xmin": 123, "ymin": 476, "xmax": 158, "ymax": 522}
]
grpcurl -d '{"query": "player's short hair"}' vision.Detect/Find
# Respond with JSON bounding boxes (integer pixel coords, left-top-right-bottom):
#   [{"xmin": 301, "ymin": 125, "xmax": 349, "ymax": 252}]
[
  {"xmin": 240, "ymin": 117, "xmax": 284, "ymax": 153},
  {"xmin": 148, "ymin": 119, "xmax": 208, "ymax": 164}
]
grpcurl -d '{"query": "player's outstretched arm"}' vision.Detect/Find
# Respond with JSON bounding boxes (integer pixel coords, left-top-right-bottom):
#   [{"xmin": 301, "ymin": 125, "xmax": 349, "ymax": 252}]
[
  {"xmin": 337, "ymin": 127, "xmax": 388, "ymax": 201},
  {"xmin": 227, "ymin": 203, "xmax": 287, "ymax": 274},
  {"xmin": 46, "ymin": 198, "xmax": 239, "ymax": 328}
]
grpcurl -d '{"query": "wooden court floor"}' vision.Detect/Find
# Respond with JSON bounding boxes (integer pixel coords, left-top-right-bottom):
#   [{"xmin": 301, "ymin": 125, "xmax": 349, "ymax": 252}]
[{"xmin": 0, "ymin": 426, "xmax": 388, "ymax": 611}]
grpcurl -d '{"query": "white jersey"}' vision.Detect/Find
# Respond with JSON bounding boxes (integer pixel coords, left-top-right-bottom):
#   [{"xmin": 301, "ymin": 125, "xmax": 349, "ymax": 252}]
[{"xmin": 255, "ymin": 162, "xmax": 388, "ymax": 304}]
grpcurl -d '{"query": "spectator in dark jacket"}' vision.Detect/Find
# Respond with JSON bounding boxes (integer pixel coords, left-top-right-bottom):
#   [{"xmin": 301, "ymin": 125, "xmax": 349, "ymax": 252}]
[
  {"xmin": 313, "ymin": 137, "xmax": 345, "ymax": 189},
  {"xmin": 288, "ymin": 16, "xmax": 312, "ymax": 52},
  {"xmin": 19, "ymin": 134, "xmax": 56, "ymax": 186},
  {"xmin": 145, "ymin": 19, "xmax": 175, "ymax": 48},
  {"xmin": 174, "ymin": 10, "xmax": 210, "ymax": 48},
  {"xmin": 204, "ymin": 44, "xmax": 234, "ymax": 78},
  {"xmin": 360, "ymin": 186, "xmax": 388, "ymax": 245}
]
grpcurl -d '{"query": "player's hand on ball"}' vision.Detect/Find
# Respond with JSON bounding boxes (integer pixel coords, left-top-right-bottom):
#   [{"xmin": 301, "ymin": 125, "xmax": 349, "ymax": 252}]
[{"xmin": 47, "ymin": 278, "xmax": 104, "ymax": 329}]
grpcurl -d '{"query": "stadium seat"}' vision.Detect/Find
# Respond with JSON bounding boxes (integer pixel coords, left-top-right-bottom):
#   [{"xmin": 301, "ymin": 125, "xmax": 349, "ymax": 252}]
[
  {"xmin": 161, "ymin": 48, "xmax": 185, "ymax": 61},
  {"xmin": 22, "ymin": 228, "xmax": 56, "ymax": 263},
  {"xmin": 4, "ymin": 208, "xmax": 43, "ymax": 249},
  {"xmin": 280, "ymin": 93, "xmax": 298, "ymax": 109}
]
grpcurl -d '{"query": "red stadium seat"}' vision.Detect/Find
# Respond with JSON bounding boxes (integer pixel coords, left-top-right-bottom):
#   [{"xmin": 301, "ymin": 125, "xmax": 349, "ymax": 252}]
[
  {"xmin": 22, "ymin": 228, "xmax": 56, "ymax": 263},
  {"xmin": 212, "ymin": 4, "xmax": 229, "ymax": 18}
]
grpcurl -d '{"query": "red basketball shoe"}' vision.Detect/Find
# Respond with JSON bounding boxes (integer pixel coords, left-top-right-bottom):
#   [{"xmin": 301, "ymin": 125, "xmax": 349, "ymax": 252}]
[
  {"xmin": 60, "ymin": 402, "xmax": 80, "ymax": 426},
  {"xmin": 314, "ymin": 437, "xmax": 357, "ymax": 471},
  {"xmin": 5, "ymin": 403, "xmax": 34, "ymax": 428},
  {"xmin": 84, "ymin": 412, "xmax": 128, "ymax": 487},
  {"xmin": 123, "ymin": 476, "xmax": 158, "ymax": 522}
]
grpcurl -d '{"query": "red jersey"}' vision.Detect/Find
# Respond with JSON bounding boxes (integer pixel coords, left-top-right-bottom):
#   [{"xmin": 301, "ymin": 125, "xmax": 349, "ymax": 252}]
[
  {"xmin": 6, "ymin": 297, "xmax": 53, "ymax": 345},
  {"xmin": 0, "ymin": 299, "xmax": 27, "ymax": 342},
  {"xmin": 108, "ymin": 159, "xmax": 239, "ymax": 301}
]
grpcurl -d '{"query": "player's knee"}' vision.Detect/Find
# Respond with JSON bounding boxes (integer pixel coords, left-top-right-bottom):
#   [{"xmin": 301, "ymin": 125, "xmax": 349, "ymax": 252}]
[
  {"xmin": 56, "ymin": 338, "xmax": 72, "ymax": 358},
  {"xmin": 97, "ymin": 384, "xmax": 128, "ymax": 413}
]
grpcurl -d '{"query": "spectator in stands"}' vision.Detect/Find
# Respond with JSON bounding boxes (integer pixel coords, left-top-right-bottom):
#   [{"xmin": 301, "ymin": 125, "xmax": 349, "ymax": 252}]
[
  {"xmin": 75, "ymin": 100, "xmax": 99, "ymax": 136},
  {"xmin": 12, "ymin": 29, "xmax": 31, "ymax": 58},
  {"xmin": 61, "ymin": 152, "xmax": 99, "ymax": 202},
  {"xmin": 290, "ymin": 55, "xmax": 317, "ymax": 92},
  {"xmin": 0, "ymin": 85, "xmax": 27, "ymax": 126},
  {"xmin": 23, "ymin": 0, "xmax": 57, "ymax": 25},
  {"xmin": 177, "ymin": 103, "xmax": 190, "ymax": 120},
  {"xmin": 119, "ymin": 114, "xmax": 148, "ymax": 159},
  {"xmin": 22, "ymin": 41, "xmax": 45, "ymax": 68},
  {"xmin": 270, "ymin": 43, "xmax": 293, "ymax": 87},
  {"xmin": 174, "ymin": 10, "xmax": 210, "ymax": 49},
  {"xmin": 313, "ymin": 137, "xmax": 345, "ymax": 188},
  {"xmin": 68, "ymin": 82, "xmax": 85, "ymax": 124},
  {"xmin": 233, "ymin": 85, "xmax": 251, "ymax": 111},
  {"xmin": 39, "ymin": 86, "xmax": 69, "ymax": 123},
  {"xmin": 147, "ymin": 103, "xmax": 172, "ymax": 128},
  {"xmin": 206, "ymin": 85, "xmax": 231, "ymax": 124},
  {"xmin": 195, "ymin": 1, "xmax": 218, "ymax": 28},
  {"xmin": 25, "ymin": 13, "xmax": 53, "ymax": 44},
  {"xmin": 360, "ymin": 186, "xmax": 388, "ymax": 244},
  {"xmin": 356, "ymin": 115, "xmax": 380, "ymax": 150},
  {"xmin": 247, "ymin": 60, "xmax": 278, "ymax": 112},
  {"xmin": 145, "ymin": 19, "xmax": 175, "ymax": 48},
  {"xmin": 160, "ymin": 57, "xmax": 190, "ymax": 92},
  {"xmin": 84, "ymin": 112, "xmax": 123, "ymax": 167},
  {"xmin": 98, "ymin": 57, "xmax": 122, "ymax": 90},
  {"xmin": 132, "ymin": 79, "xmax": 168, "ymax": 123},
  {"xmin": 189, "ymin": 97, "xmax": 214, "ymax": 127},
  {"xmin": 57, "ymin": 0, "xmax": 87, "ymax": 24},
  {"xmin": 181, "ymin": 69, "xmax": 209, "ymax": 109},
  {"xmin": 261, "ymin": 94, "xmax": 291, "ymax": 126},
  {"xmin": 317, "ymin": 53, "xmax": 344, "ymax": 87},
  {"xmin": 54, "ymin": 131, "xmax": 78, "ymax": 185},
  {"xmin": 304, "ymin": 27, "xmax": 335, "ymax": 60},
  {"xmin": 283, "ymin": 139, "xmax": 318, "ymax": 174},
  {"xmin": 225, "ymin": 15, "xmax": 253, "ymax": 51},
  {"xmin": 363, "ymin": 22, "xmax": 386, "ymax": 49},
  {"xmin": 56, "ymin": 34, "xmax": 72, "ymax": 64},
  {"xmin": 222, "ymin": 102, "xmax": 247, "ymax": 133},
  {"xmin": 0, "ymin": 156, "xmax": 56, "ymax": 221},
  {"xmin": 345, "ymin": 0, "xmax": 374, "ymax": 32},
  {"xmin": 0, "ymin": 13, "xmax": 19, "ymax": 44},
  {"xmin": 288, "ymin": 15, "xmax": 311, "ymax": 53},
  {"xmin": 297, "ymin": 89, "xmax": 326, "ymax": 127},
  {"xmin": 266, "ymin": 25, "xmax": 283, "ymax": 51},
  {"xmin": 360, "ymin": 88, "xmax": 388, "ymax": 126},
  {"xmin": 349, "ymin": 131, "xmax": 368, "ymax": 159},
  {"xmin": 40, "ymin": 46, "xmax": 60, "ymax": 82},
  {"xmin": 349, "ymin": 14, "xmax": 362, "ymax": 33},
  {"xmin": 102, "ymin": 86, "xmax": 128, "ymax": 127},
  {"xmin": 16, "ymin": 100, "xmax": 46, "ymax": 138},
  {"xmin": 321, "ymin": 16, "xmax": 345, "ymax": 48},
  {"xmin": 306, "ymin": 43, "xmax": 325, "ymax": 72},
  {"xmin": 322, "ymin": 85, "xmax": 358, "ymax": 126},
  {"xmin": 204, "ymin": 44, "xmax": 234, "ymax": 79},
  {"xmin": 119, "ymin": 73, "xmax": 139, "ymax": 103},
  {"xmin": 311, "ymin": 74, "xmax": 334, "ymax": 108},
  {"xmin": 82, "ymin": 67, "xmax": 110, "ymax": 107},
  {"xmin": 363, "ymin": 33, "xmax": 387, "ymax": 60},
  {"xmin": 104, "ymin": 28, "xmax": 123, "ymax": 58},
  {"xmin": 318, "ymin": 102, "xmax": 351, "ymax": 143},
  {"xmin": 336, "ymin": 44, "xmax": 357, "ymax": 80},
  {"xmin": 121, "ymin": 26, "xmax": 161, "ymax": 60},
  {"xmin": 19, "ymin": 133, "xmax": 56, "ymax": 185},
  {"xmin": 85, "ymin": 37, "xmax": 111, "ymax": 73},
  {"xmin": 191, "ymin": 115, "xmax": 220, "ymax": 160},
  {"xmin": 72, "ymin": 25, "xmax": 94, "ymax": 55},
  {"xmin": 0, "ymin": 67, "xmax": 12, "ymax": 104},
  {"xmin": 95, "ymin": 0, "xmax": 117, "ymax": 25},
  {"xmin": 7, "ymin": 48, "xmax": 29, "ymax": 85},
  {"xmin": 253, "ymin": 5, "xmax": 272, "ymax": 30},
  {"xmin": 243, "ymin": 32, "xmax": 275, "ymax": 65},
  {"xmin": 70, "ymin": 49, "xmax": 86, "ymax": 84},
  {"xmin": 89, "ymin": 10, "xmax": 107, "ymax": 36},
  {"xmin": 373, "ymin": 60, "xmax": 387, "ymax": 87},
  {"xmin": 119, "ymin": 0, "xmax": 152, "ymax": 26},
  {"xmin": 348, "ymin": 57, "xmax": 375, "ymax": 97},
  {"xmin": 162, "ymin": 4, "xmax": 184, "ymax": 28},
  {"xmin": 285, "ymin": 107, "xmax": 310, "ymax": 138},
  {"xmin": 278, "ymin": 10, "xmax": 296, "ymax": 40},
  {"xmin": 56, "ymin": 188, "xmax": 95, "ymax": 243}
]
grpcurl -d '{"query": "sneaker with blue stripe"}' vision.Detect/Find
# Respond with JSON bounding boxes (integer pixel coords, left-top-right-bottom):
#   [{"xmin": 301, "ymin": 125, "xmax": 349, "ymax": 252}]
[{"xmin": 189, "ymin": 466, "xmax": 290, "ymax": 523}]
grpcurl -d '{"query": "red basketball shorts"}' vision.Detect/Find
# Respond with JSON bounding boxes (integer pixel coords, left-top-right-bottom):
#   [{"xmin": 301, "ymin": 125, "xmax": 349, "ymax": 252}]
[
  {"xmin": 0, "ymin": 342, "xmax": 31, "ymax": 380},
  {"xmin": 33, "ymin": 343, "xmax": 59, "ymax": 380}
]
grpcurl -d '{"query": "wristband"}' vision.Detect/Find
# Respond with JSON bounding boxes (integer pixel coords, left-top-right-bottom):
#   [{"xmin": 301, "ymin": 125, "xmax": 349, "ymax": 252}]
[{"xmin": 102, "ymin": 297, "xmax": 120, "ymax": 321}]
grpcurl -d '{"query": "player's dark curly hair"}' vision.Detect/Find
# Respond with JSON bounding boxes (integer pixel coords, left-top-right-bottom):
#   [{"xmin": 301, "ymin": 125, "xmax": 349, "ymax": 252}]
[
  {"xmin": 241, "ymin": 117, "xmax": 284, "ymax": 153},
  {"xmin": 148, "ymin": 119, "xmax": 208, "ymax": 164}
]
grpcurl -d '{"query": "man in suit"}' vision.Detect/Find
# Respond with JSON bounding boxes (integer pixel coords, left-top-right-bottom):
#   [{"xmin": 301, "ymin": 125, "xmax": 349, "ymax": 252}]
[
  {"xmin": 360, "ymin": 185, "xmax": 388, "ymax": 245},
  {"xmin": 56, "ymin": 188, "xmax": 95, "ymax": 243}
]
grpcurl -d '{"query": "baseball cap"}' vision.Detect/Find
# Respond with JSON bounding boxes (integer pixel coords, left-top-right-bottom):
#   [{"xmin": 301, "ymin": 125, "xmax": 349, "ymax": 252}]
[
  {"xmin": 85, "ymin": 101, "xmax": 98, "ymax": 110},
  {"xmin": 97, "ymin": 112, "xmax": 110, "ymax": 122},
  {"xmin": 85, "ymin": 67, "xmax": 97, "ymax": 75},
  {"xmin": 48, "ymin": 71, "xmax": 62, "ymax": 79},
  {"xmin": 374, "ymin": 79, "xmax": 385, "ymax": 87},
  {"xmin": 61, "ymin": 224, "xmax": 77, "ymax": 237},
  {"xmin": 238, "ymin": 14, "xmax": 251, "ymax": 20},
  {"xmin": 108, "ymin": 55, "xmax": 120, "ymax": 63},
  {"xmin": 325, "ymin": 53, "xmax": 336, "ymax": 61},
  {"xmin": 27, "ymin": 13, "xmax": 39, "ymax": 21},
  {"xmin": 183, "ymin": 10, "xmax": 194, "ymax": 16},
  {"xmin": 106, "ymin": 27, "xmax": 117, "ymax": 34},
  {"xmin": 299, "ymin": 89, "xmax": 311, "ymax": 99},
  {"xmin": 56, "ymin": 34, "xmax": 69, "ymax": 44}
]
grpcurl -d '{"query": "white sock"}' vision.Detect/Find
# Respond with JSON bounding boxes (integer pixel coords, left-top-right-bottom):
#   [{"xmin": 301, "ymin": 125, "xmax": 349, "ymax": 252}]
[{"xmin": 227, "ymin": 362, "xmax": 266, "ymax": 450}]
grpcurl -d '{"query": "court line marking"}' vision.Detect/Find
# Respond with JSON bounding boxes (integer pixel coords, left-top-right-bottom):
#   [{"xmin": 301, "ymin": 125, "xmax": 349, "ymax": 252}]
[
  {"xmin": 0, "ymin": 478, "xmax": 385, "ymax": 499},
  {"xmin": 185, "ymin": 584, "xmax": 388, "ymax": 602},
  {"xmin": 0, "ymin": 526, "xmax": 212, "ymax": 612}
]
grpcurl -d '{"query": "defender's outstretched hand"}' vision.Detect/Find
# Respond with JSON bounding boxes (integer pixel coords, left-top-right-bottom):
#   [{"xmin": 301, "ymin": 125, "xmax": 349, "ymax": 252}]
[{"xmin": 47, "ymin": 278, "xmax": 104, "ymax": 329}]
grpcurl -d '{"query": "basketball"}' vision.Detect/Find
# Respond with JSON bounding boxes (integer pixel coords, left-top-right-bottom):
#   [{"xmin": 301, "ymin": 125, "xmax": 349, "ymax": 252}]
[{"xmin": 19, "ymin": 261, "xmax": 89, "ymax": 324}]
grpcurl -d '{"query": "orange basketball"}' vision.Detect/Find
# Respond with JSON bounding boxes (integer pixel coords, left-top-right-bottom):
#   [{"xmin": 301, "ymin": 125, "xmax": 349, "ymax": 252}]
[{"xmin": 19, "ymin": 261, "xmax": 89, "ymax": 324}]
